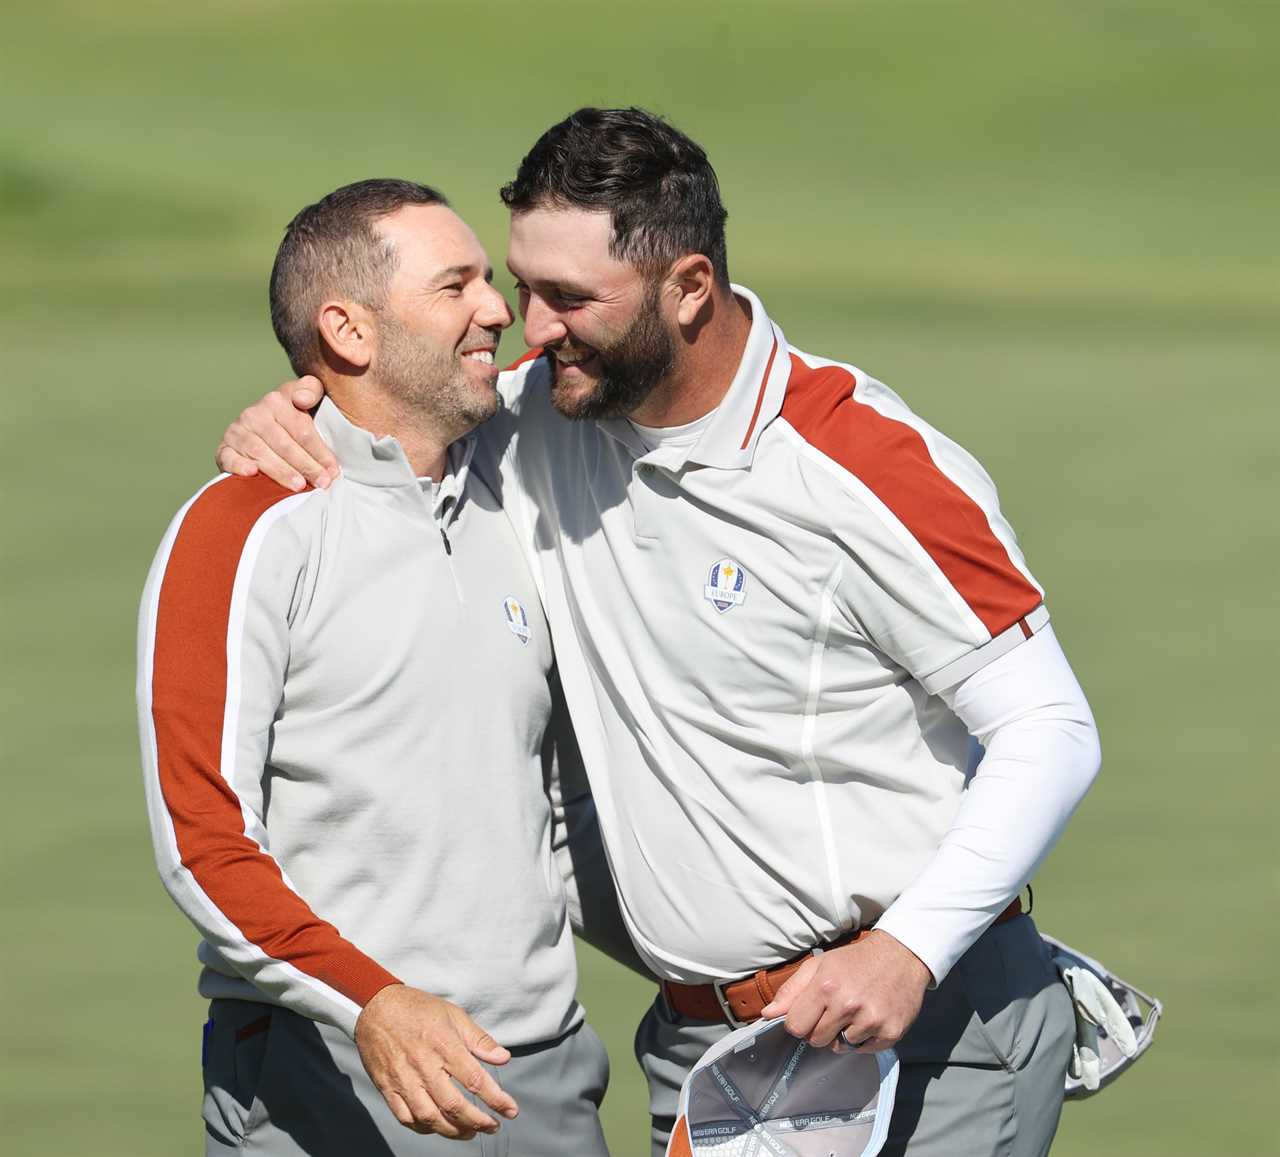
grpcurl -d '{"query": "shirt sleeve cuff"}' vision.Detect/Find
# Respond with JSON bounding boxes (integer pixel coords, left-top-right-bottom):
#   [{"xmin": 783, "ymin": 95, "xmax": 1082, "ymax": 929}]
[
  {"xmin": 873, "ymin": 899, "xmax": 1011, "ymax": 987},
  {"xmin": 919, "ymin": 603, "xmax": 1050, "ymax": 695}
]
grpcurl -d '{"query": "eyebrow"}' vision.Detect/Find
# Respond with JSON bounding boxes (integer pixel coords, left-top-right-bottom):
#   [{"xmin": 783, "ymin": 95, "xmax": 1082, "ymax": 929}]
[
  {"xmin": 506, "ymin": 263, "xmax": 593, "ymax": 296},
  {"xmin": 427, "ymin": 264, "xmax": 493, "ymax": 289}
]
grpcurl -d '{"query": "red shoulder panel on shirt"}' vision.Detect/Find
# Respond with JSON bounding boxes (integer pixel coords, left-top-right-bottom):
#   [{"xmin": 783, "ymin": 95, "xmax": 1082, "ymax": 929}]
[
  {"xmin": 148, "ymin": 475, "xmax": 397, "ymax": 1008},
  {"xmin": 780, "ymin": 355, "xmax": 1041, "ymax": 636},
  {"xmin": 503, "ymin": 347, "xmax": 544, "ymax": 372}
]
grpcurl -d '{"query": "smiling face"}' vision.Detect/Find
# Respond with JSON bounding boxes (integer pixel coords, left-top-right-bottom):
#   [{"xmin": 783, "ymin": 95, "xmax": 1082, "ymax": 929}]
[
  {"xmin": 371, "ymin": 203, "xmax": 513, "ymax": 434},
  {"xmin": 507, "ymin": 206, "xmax": 677, "ymax": 420}
]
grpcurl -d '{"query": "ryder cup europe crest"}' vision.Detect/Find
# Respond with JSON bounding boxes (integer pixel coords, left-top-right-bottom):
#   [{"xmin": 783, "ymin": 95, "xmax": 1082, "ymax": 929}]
[
  {"xmin": 704, "ymin": 559, "xmax": 748, "ymax": 614},
  {"xmin": 503, "ymin": 596, "xmax": 531, "ymax": 644}
]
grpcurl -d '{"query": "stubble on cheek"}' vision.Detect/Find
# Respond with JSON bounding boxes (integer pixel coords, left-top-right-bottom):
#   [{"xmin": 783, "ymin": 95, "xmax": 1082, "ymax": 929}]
[{"xmin": 547, "ymin": 289, "xmax": 675, "ymax": 421}]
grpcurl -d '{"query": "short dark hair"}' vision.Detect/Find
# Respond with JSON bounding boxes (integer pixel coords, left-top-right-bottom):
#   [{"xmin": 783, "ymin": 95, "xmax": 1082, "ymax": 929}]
[
  {"xmin": 499, "ymin": 108, "xmax": 730, "ymax": 285},
  {"xmin": 269, "ymin": 178, "xmax": 448, "ymax": 374}
]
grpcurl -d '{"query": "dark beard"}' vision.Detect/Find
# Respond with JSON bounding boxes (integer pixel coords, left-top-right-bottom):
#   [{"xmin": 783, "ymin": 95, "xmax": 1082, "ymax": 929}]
[{"xmin": 551, "ymin": 283, "xmax": 676, "ymax": 421}]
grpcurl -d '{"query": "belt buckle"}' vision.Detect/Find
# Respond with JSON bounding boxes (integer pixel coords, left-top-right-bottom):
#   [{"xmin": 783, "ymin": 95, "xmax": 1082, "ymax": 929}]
[{"xmin": 711, "ymin": 978, "xmax": 750, "ymax": 1030}]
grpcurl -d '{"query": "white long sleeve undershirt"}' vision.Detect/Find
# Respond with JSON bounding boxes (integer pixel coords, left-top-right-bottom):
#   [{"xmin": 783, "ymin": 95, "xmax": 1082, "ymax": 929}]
[{"xmin": 873, "ymin": 625, "xmax": 1101, "ymax": 983}]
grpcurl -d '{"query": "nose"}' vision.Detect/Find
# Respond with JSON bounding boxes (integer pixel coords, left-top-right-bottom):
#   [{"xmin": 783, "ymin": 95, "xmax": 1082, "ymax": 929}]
[
  {"xmin": 477, "ymin": 282, "xmax": 513, "ymax": 331},
  {"xmin": 520, "ymin": 292, "xmax": 568, "ymax": 349}
]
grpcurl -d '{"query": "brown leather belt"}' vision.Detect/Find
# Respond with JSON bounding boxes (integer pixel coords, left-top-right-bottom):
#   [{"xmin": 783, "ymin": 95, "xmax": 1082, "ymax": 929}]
[{"xmin": 660, "ymin": 896, "xmax": 1023, "ymax": 1028}]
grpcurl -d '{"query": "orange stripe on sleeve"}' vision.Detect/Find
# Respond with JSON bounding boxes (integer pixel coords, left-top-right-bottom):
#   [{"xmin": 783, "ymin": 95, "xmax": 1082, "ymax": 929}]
[
  {"xmin": 781, "ymin": 357, "xmax": 1041, "ymax": 637},
  {"xmin": 149, "ymin": 475, "xmax": 398, "ymax": 1009}
]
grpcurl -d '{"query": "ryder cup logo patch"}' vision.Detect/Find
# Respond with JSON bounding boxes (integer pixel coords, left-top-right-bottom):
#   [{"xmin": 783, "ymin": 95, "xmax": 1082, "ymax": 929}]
[
  {"xmin": 503, "ymin": 596, "xmax": 531, "ymax": 644},
  {"xmin": 704, "ymin": 559, "xmax": 747, "ymax": 613}
]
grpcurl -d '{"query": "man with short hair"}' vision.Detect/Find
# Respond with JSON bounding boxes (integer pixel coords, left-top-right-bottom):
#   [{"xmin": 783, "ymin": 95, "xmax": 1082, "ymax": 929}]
[
  {"xmin": 139, "ymin": 178, "xmax": 613, "ymax": 1156},
  {"xmin": 219, "ymin": 109, "xmax": 1100, "ymax": 1157}
]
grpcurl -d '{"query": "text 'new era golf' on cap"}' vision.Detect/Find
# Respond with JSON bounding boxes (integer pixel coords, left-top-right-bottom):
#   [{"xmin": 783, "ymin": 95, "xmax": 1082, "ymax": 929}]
[{"xmin": 665, "ymin": 1016, "xmax": 900, "ymax": 1157}]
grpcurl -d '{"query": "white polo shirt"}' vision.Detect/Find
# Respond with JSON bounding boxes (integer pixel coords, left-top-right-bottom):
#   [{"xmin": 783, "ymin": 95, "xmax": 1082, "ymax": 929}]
[{"xmin": 489, "ymin": 287, "xmax": 1053, "ymax": 985}]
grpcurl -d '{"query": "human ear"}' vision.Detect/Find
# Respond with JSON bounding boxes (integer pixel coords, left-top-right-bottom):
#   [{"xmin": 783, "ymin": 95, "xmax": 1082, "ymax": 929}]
[
  {"xmin": 317, "ymin": 301, "xmax": 373, "ymax": 370},
  {"xmin": 669, "ymin": 254, "xmax": 715, "ymax": 327}
]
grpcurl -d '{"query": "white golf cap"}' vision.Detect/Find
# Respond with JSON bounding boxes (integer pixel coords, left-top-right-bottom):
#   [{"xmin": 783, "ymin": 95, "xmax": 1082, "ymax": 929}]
[{"xmin": 665, "ymin": 1017, "xmax": 899, "ymax": 1157}]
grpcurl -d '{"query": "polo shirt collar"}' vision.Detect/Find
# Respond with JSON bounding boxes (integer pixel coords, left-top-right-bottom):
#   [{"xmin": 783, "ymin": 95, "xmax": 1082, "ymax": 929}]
[
  {"xmin": 689, "ymin": 285, "xmax": 790, "ymax": 470},
  {"xmin": 314, "ymin": 397, "xmax": 476, "ymax": 522},
  {"xmin": 596, "ymin": 284, "xmax": 790, "ymax": 472}
]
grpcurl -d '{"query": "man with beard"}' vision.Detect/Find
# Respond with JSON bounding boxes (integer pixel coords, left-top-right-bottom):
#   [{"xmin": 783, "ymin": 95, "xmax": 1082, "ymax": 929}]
[
  {"xmin": 217, "ymin": 110, "xmax": 1101, "ymax": 1157},
  {"xmin": 139, "ymin": 179, "xmax": 615, "ymax": 1156}
]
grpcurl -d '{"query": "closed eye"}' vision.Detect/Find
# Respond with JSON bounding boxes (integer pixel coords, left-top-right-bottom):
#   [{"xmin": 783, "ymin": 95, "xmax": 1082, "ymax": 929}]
[{"xmin": 511, "ymin": 278, "xmax": 588, "ymax": 308}]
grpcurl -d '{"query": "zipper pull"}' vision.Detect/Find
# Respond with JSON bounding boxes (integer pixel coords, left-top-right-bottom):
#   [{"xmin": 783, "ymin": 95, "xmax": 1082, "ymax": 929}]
[{"xmin": 440, "ymin": 527, "xmax": 452, "ymax": 556}]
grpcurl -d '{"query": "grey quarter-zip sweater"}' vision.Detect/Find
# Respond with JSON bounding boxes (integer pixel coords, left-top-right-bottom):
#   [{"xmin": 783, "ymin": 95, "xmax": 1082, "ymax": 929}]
[{"xmin": 137, "ymin": 398, "xmax": 582, "ymax": 1044}]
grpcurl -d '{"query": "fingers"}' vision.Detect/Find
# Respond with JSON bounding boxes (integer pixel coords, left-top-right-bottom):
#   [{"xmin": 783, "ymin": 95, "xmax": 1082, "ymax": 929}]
[
  {"xmin": 252, "ymin": 393, "xmax": 335, "ymax": 490},
  {"xmin": 462, "ymin": 1022, "xmax": 513, "ymax": 1068},
  {"xmin": 376, "ymin": 1066, "xmax": 499, "ymax": 1139},
  {"xmin": 807, "ymin": 987, "xmax": 895, "ymax": 1050},
  {"xmin": 453, "ymin": 1051, "xmax": 518, "ymax": 1121},
  {"xmin": 776, "ymin": 964, "xmax": 835, "ymax": 1043},
  {"xmin": 420, "ymin": 1066, "xmax": 501, "ymax": 1137},
  {"xmin": 225, "ymin": 427, "xmax": 309, "ymax": 492},
  {"xmin": 383, "ymin": 1089, "xmax": 417, "ymax": 1131},
  {"xmin": 379, "ymin": 1083, "xmax": 476, "ymax": 1141},
  {"xmin": 760, "ymin": 956, "xmax": 818, "ymax": 1021},
  {"xmin": 355, "ymin": 989, "xmax": 517, "ymax": 1138},
  {"xmin": 808, "ymin": 998, "xmax": 862, "ymax": 1049},
  {"xmin": 767, "ymin": 947, "xmax": 920, "ymax": 1050},
  {"xmin": 761, "ymin": 957, "xmax": 832, "ymax": 1043},
  {"xmin": 834, "ymin": 1028, "xmax": 885, "ymax": 1053},
  {"xmin": 216, "ymin": 442, "xmax": 260, "ymax": 478},
  {"xmin": 268, "ymin": 389, "xmax": 340, "ymax": 486},
  {"xmin": 218, "ymin": 384, "xmax": 339, "ymax": 492},
  {"xmin": 289, "ymin": 376, "xmax": 324, "ymax": 410},
  {"xmin": 450, "ymin": 1013, "xmax": 518, "ymax": 1119}
]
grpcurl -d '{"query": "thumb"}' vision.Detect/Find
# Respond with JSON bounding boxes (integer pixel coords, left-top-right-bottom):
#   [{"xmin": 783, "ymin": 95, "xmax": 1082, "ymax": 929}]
[
  {"xmin": 761, "ymin": 957, "xmax": 819, "ymax": 1019},
  {"xmin": 455, "ymin": 1013, "xmax": 511, "ymax": 1065},
  {"xmin": 291, "ymin": 376, "xmax": 324, "ymax": 409}
]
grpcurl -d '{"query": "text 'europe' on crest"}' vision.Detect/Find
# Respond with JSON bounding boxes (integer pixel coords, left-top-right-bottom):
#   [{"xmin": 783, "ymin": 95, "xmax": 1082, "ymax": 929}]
[{"xmin": 703, "ymin": 558, "xmax": 748, "ymax": 614}]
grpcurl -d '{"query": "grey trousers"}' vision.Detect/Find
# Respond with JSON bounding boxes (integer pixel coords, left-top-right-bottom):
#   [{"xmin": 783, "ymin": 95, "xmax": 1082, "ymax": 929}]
[
  {"xmin": 202, "ymin": 1000, "xmax": 610, "ymax": 1157},
  {"xmin": 636, "ymin": 915, "xmax": 1074, "ymax": 1157}
]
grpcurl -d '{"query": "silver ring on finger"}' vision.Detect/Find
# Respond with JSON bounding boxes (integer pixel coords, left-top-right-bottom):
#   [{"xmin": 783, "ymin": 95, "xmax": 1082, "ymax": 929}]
[{"xmin": 840, "ymin": 1028, "xmax": 873, "ymax": 1049}]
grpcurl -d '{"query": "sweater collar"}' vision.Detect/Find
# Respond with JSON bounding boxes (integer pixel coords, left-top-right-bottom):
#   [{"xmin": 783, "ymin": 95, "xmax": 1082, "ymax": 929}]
[{"xmin": 315, "ymin": 397, "xmax": 476, "ymax": 518}]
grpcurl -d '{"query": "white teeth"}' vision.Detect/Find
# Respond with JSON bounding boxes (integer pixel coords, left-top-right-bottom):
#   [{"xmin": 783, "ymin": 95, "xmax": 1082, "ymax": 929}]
[{"xmin": 463, "ymin": 351, "xmax": 494, "ymax": 364}]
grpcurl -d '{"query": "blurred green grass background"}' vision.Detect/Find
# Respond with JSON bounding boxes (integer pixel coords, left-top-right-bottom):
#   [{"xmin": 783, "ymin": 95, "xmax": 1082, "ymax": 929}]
[{"xmin": 2, "ymin": 2, "xmax": 1276, "ymax": 1154}]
